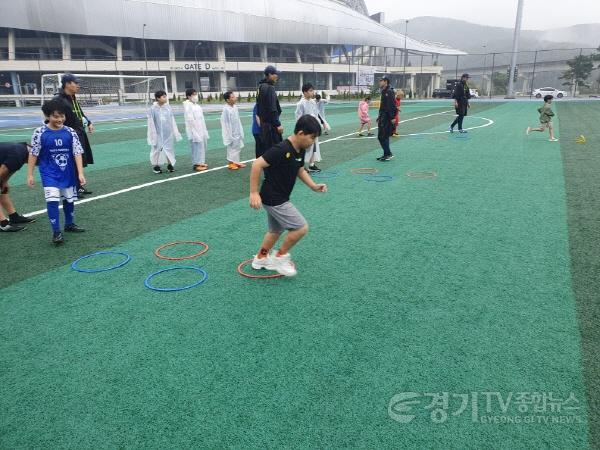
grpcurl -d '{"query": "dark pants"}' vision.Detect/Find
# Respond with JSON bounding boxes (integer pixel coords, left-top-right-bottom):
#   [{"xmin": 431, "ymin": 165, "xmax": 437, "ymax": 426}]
[
  {"xmin": 450, "ymin": 115, "xmax": 465, "ymax": 130},
  {"xmin": 259, "ymin": 122, "xmax": 282, "ymax": 156},
  {"xmin": 76, "ymin": 130, "xmax": 94, "ymax": 191},
  {"xmin": 253, "ymin": 134, "xmax": 263, "ymax": 159},
  {"xmin": 377, "ymin": 117, "xmax": 393, "ymax": 157}
]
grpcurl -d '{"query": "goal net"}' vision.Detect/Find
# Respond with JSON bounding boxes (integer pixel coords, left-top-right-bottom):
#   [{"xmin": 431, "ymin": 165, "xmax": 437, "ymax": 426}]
[{"xmin": 40, "ymin": 74, "xmax": 169, "ymax": 106}]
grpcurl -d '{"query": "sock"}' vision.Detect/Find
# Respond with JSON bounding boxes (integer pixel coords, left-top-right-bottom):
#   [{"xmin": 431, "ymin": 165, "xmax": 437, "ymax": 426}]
[
  {"xmin": 63, "ymin": 200, "xmax": 74, "ymax": 226},
  {"xmin": 47, "ymin": 201, "xmax": 60, "ymax": 232},
  {"xmin": 9, "ymin": 212, "xmax": 19, "ymax": 220},
  {"xmin": 0, "ymin": 219, "xmax": 9, "ymax": 227}
]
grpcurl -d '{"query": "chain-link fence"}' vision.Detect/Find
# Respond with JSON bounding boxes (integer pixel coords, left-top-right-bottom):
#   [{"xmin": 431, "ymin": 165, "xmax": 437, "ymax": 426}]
[
  {"xmin": 430, "ymin": 47, "xmax": 600, "ymax": 98},
  {"xmin": 2, "ymin": 45, "xmax": 599, "ymax": 106}
]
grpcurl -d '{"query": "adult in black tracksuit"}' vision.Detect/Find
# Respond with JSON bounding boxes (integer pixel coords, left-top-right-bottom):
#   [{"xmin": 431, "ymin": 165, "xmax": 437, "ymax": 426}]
[
  {"xmin": 376, "ymin": 76, "xmax": 398, "ymax": 161},
  {"xmin": 256, "ymin": 65, "xmax": 283, "ymax": 158},
  {"xmin": 450, "ymin": 73, "xmax": 472, "ymax": 133},
  {"xmin": 54, "ymin": 74, "xmax": 94, "ymax": 196}
]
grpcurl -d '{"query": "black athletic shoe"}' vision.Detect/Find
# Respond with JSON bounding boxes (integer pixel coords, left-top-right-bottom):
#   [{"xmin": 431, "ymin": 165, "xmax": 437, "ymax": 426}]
[
  {"xmin": 9, "ymin": 214, "xmax": 36, "ymax": 224},
  {"xmin": 378, "ymin": 156, "xmax": 392, "ymax": 162},
  {"xmin": 52, "ymin": 231, "xmax": 64, "ymax": 244},
  {"xmin": 308, "ymin": 165, "xmax": 321, "ymax": 173},
  {"xmin": 64, "ymin": 224, "xmax": 86, "ymax": 233},
  {"xmin": 459, "ymin": 129, "xmax": 468, "ymax": 134},
  {"xmin": 376, "ymin": 156, "xmax": 387, "ymax": 161},
  {"xmin": 167, "ymin": 164, "xmax": 175, "ymax": 173},
  {"xmin": 153, "ymin": 166, "xmax": 162, "ymax": 174},
  {"xmin": 78, "ymin": 188, "xmax": 93, "ymax": 196},
  {"xmin": 1, "ymin": 222, "xmax": 26, "ymax": 232}
]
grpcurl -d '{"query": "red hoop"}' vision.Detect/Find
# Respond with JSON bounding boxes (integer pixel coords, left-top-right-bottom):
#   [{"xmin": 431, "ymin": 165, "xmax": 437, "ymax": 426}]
[
  {"xmin": 154, "ymin": 241, "xmax": 209, "ymax": 261},
  {"xmin": 237, "ymin": 259, "xmax": 287, "ymax": 279}
]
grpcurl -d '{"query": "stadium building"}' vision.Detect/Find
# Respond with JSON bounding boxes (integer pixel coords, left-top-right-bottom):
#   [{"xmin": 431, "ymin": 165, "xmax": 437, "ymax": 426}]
[{"xmin": 0, "ymin": 0, "xmax": 464, "ymax": 103}]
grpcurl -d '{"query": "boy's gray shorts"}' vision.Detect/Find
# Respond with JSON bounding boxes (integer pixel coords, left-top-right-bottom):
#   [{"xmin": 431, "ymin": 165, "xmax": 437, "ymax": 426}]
[{"xmin": 263, "ymin": 201, "xmax": 307, "ymax": 234}]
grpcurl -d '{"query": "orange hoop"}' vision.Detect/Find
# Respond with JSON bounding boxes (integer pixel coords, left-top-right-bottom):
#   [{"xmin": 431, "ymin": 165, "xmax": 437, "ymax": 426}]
[
  {"xmin": 237, "ymin": 259, "xmax": 286, "ymax": 279},
  {"xmin": 351, "ymin": 168, "xmax": 379, "ymax": 174},
  {"xmin": 154, "ymin": 241, "xmax": 209, "ymax": 261}
]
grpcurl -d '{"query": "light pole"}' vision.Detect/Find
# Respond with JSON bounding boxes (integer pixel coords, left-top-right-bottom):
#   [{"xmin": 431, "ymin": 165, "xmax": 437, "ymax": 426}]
[
  {"xmin": 482, "ymin": 45, "xmax": 488, "ymax": 96},
  {"xmin": 506, "ymin": 0, "xmax": 524, "ymax": 98},
  {"xmin": 403, "ymin": 20, "xmax": 408, "ymax": 89},
  {"xmin": 194, "ymin": 42, "xmax": 202, "ymax": 91},
  {"xmin": 142, "ymin": 23, "xmax": 148, "ymax": 75}
]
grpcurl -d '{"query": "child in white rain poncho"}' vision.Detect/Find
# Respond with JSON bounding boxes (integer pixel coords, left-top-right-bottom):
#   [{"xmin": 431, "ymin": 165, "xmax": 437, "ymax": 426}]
[
  {"xmin": 295, "ymin": 83, "xmax": 322, "ymax": 173},
  {"xmin": 221, "ymin": 91, "xmax": 245, "ymax": 170},
  {"xmin": 147, "ymin": 90, "xmax": 182, "ymax": 174},
  {"xmin": 183, "ymin": 88, "xmax": 210, "ymax": 172}
]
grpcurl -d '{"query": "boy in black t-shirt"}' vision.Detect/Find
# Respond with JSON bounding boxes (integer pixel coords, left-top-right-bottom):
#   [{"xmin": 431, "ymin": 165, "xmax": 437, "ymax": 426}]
[
  {"xmin": 0, "ymin": 142, "xmax": 36, "ymax": 232},
  {"xmin": 249, "ymin": 115, "xmax": 327, "ymax": 277}
]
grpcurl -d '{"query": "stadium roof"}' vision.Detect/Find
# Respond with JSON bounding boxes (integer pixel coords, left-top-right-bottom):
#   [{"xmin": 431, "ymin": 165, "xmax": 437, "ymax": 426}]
[{"xmin": 2, "ymin": 0, "xmax": 465, "ymax": 55}]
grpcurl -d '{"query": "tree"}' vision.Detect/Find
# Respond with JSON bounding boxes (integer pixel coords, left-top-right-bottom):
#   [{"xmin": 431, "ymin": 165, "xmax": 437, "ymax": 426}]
[
  {"xmin": 560, "ymin": 47, "xmax": 600, "ymax": 97},
  {"xmin": 492, "ymin": 72, "xmax": 508, "ymax": 96}
]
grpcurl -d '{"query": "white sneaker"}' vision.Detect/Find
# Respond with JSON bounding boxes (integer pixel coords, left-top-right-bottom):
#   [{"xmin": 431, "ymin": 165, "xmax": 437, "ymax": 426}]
[
  {"xmin": 271, "ymin": 253, "xmax": 297, "ymax": 277},
  {"xmin": 251, "ymin": 254, "xmax": 274, "ymax": 270},
  {"xmin": 526, "ymin": 127, "xmax": 531, "ymax": 135},
  {"xmin": 549, "ymin": 138, "xmax": 559, "ymax": 142}
]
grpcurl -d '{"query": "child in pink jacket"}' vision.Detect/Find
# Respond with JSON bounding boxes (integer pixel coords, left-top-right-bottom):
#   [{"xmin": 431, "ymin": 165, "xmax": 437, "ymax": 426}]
[{"xmin": 357, "ymin": 96, "xmax": 373, "ymax": 136}]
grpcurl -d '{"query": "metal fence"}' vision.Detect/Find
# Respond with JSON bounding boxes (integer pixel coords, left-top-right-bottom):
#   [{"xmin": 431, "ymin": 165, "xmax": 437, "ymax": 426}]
[
  {"xmin": 431, "ymin": 47, "xmax": 600, "ymax": 98},
  {"xmin": 2, "ymin": 46, "xmax": 599, "ymax": 103}
]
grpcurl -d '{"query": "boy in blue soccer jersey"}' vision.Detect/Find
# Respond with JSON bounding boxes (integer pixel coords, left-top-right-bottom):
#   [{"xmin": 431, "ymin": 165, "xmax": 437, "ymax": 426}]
[{"xmin": 27, "ymin": 99, "xmax": 86, "ymax": 245}]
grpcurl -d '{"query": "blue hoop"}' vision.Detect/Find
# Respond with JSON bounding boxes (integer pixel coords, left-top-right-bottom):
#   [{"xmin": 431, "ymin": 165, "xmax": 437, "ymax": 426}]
[
  {"xmin": 71, "ymin": 251, "xmax": 132, "ymax": 273},
  {"xmin": 144, "ymin": 266, "xmax": 208, "ymax": 292},
  {"xmin": 311, "ymin": 170, "xmax": 341, "ymax": 179},
  {"xmin": 364, "ymin": 174, "xmax": 395, "ymax": 182}
]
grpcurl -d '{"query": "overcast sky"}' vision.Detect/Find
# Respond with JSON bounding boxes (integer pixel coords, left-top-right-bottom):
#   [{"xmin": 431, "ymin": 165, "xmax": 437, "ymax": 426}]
[{"xmin": 365, "ymin": 0, "xmax": 600, "ymax": 29}]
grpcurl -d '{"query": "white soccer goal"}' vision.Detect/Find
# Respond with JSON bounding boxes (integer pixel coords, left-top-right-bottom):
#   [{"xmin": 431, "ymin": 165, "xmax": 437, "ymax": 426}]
[{"xmin": 40, "ymin": 74, "xmax": 169, "ymax": 106}]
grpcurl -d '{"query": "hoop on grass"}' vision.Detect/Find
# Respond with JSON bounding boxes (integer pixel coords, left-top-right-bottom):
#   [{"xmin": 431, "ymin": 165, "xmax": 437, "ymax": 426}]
[
  {"xmin": 71, "ymin": 251, "xmax": 132, "ymax": 273},
  {"xmin": 364, "ymin": 174, "xmax": 395, "ymax": 182},
  {"xmin": 351, "ymin": 168, "xmax": 379, "ymax": 175},
  {"xmin": 311, "ymin": 170, "xmax": 341, "ymax": 179},
  {"xmin": 144, "ymin": 266, "xmax": 208, "ymax": 292},
  {"xmin": 406, "ymin": 171, "xmax": 437, "ymax": 179},
  {"xmin": 237, "ymin": 259, "xmax": 288, "ymax": 279},
  {"xmin": 154, "ymin": 241, "xmax": 209, "ymax": 261}
]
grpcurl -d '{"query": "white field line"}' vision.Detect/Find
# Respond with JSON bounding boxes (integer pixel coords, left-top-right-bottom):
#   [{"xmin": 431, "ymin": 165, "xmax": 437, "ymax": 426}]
[
  {"xmin": 24, "ymin": 109, "xmax": 465, "ymax": 217},
  {"xmin": 334, "ymin": 115, "xmax": 495, "ymax": 140}
]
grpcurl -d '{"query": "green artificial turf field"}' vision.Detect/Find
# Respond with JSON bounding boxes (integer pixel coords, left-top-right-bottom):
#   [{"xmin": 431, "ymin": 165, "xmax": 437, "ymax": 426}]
[{"xmin": 1, "ymin": 100, "xmax": 598, "ymax": 449}]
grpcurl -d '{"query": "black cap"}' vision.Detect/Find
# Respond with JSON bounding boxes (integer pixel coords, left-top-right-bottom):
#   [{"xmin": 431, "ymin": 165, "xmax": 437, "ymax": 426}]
[
  {"xmin": 61, "ymin": 73, "xmax": 81, "ymax": 85},
  {"xmin": 264, "ymin": 65, "xmax": 281, "ymax": 76},
  {"xmin": 380, "ymin": 76, "xmax": 390, "ymax": 83},
  {"xmin": 461, "ymin": 73, "xmax": 470, "ymax": 78}
]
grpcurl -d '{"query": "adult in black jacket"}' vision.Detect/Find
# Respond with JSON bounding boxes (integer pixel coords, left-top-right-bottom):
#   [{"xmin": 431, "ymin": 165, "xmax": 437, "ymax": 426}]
[
  {"xmin": 256, "ymin": 65, "xmax": 283, "ymax": 157},
  {"xmin": 450, "ymin": 73, "xmax": 472, "ymax": 133},
  {"xmin": 376, "ymin": 76, "xmax": 398, "ymax": 161},
  {"xmin": 55, "ymin": 74, "xmax": 94, "ymax": 195}
]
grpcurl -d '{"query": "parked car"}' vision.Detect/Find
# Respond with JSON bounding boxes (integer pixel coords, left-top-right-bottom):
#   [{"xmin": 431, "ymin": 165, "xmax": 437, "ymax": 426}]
[
  {"xmin": 432, "ymin": 88, "xmax": 453, "ymax": 99},
  {"xmin": 532, "ymin": 87, "xmax": 567, "ymax": 99},
  {"xmin": 469, "ymin": 89, "xmax": 479, "ymax": 98}
]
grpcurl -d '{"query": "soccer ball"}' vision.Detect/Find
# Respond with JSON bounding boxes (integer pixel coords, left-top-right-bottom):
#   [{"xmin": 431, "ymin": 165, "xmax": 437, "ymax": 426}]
[{"xmin": 53, "ymin": 153, "xmax": 69, "ymax": 170}]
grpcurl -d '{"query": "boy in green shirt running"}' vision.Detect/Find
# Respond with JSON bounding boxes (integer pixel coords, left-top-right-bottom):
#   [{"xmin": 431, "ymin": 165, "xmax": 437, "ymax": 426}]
[{"xmin": 526, "ymin": 95, "xmax": 558, "ymax": 142}]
